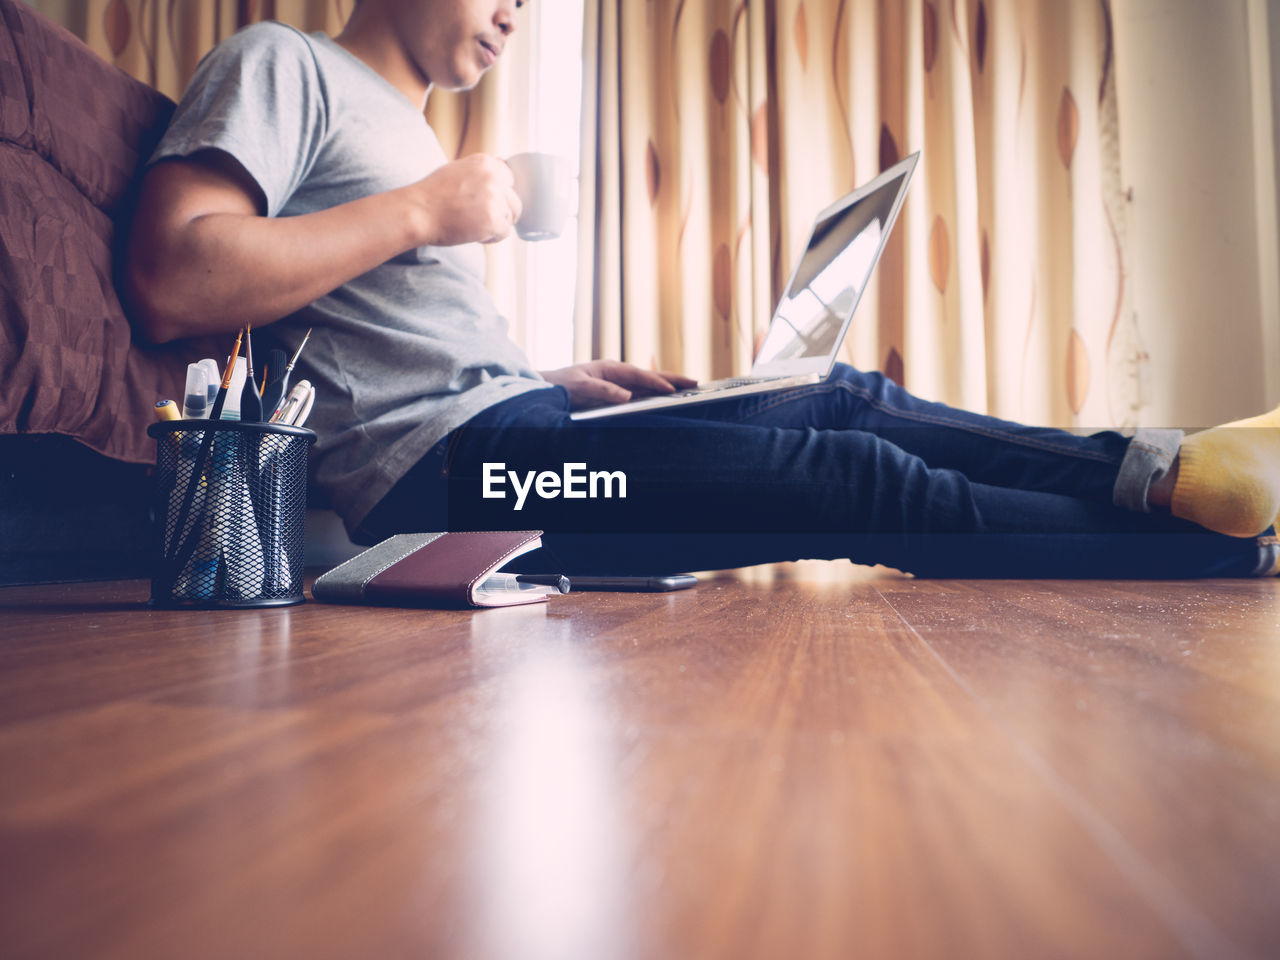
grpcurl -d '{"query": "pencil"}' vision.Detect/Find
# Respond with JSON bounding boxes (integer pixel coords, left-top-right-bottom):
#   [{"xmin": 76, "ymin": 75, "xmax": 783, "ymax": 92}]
[{"xmin": 515, "ymin": 574, "xmax": 571, "ymax": 594}]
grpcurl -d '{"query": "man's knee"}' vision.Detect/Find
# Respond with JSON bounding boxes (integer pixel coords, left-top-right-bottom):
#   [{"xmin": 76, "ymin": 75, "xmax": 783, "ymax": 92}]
[{"xmin": 827, "ymin": 362, "xmax": 887, "ymax": 393}]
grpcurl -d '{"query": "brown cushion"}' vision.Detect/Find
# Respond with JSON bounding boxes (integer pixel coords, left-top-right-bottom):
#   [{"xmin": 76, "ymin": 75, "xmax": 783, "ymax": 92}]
[
  {"xmin": 0, "ymin": 0, "xmax": 210, "ymax": 464},
  {"xmin": 0, "ymin": 0, "xmax": 174, "ymax": 216}
]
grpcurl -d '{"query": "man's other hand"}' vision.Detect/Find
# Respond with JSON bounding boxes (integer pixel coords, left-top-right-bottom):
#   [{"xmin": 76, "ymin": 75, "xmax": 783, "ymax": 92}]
[
  {"xmin": 414, "ymin": 154, "xmax": 522, "ymax": 246},
  {"xmin": 539, "ymin": 361, "xmax": 698, "ymax": 410}
]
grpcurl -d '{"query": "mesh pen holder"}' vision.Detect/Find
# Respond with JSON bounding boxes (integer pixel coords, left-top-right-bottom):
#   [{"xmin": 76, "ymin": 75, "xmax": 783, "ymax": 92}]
[{"xmin": 148, "ymin": 420, "xmax": 317, "ymax": 608}]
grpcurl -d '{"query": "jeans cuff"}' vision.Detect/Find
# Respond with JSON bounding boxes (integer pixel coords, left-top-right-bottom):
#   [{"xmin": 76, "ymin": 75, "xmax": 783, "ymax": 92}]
[
  {"xmin": 1113, "ymin": 427, "xmax": 1183, "ymax": 513},
  {"xmin": 1255, "ymin": 534, "xmax": 1280, "ymax": 577}
]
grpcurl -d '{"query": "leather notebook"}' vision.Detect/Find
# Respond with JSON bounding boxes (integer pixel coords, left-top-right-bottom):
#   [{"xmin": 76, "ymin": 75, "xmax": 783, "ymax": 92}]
[{"xmin": 312, "ymin": 531, "xmax": 557, "ymax": 608}]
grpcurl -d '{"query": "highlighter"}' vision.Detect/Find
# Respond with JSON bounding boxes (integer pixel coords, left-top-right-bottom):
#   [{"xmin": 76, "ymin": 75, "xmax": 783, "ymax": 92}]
[
  {"xmin": 220, "ymin": 357, "xmax": 248, "ymax": 421},
  {"xmin": 153, "ymin": 399, "xmax": 181, "ymax": 421},
  {"xmin": 182, "ymin": 364, "xmax": 209, "ymax": 419},
  {"xmin": 199, "ymin": 359, "xmax": 221, "ymax": 406}
]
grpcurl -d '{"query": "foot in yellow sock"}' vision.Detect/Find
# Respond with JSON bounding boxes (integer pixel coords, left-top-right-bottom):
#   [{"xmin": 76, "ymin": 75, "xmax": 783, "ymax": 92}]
[{"xmin": 1171, "ymin": 405, "xmax": 1280, "ymax": 538}]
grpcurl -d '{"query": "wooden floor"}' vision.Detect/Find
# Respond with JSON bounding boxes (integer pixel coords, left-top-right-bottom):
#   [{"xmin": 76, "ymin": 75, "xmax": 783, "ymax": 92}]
[{"xmin": 2, "ymin": 566, "xmax": 1278, "ymax": 960}]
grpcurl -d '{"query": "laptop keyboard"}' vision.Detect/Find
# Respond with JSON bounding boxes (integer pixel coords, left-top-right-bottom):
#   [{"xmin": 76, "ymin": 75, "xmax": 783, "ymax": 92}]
[{"xmin": 671, "ymin": 376, "xmax": 776, "ymax": 398}]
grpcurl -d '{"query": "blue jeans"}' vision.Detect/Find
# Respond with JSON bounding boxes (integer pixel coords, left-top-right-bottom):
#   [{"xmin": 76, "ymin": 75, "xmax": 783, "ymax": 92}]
[{"xmin": 357, "ymin": 364, "xmax": 1277, "ymax": 578}]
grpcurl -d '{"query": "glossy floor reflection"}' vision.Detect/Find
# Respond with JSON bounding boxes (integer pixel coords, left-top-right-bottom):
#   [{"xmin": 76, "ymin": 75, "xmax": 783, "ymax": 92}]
[{"xmin": 470, "ymin": 608, "xmax": 633, "ymax": 960}]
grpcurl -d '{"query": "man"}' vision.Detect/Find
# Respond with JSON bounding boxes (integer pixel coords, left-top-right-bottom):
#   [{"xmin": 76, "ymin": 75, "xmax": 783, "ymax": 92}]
[{"xmin": 127, "ymin": 0, "xmax": 1280, "ymax": 578}]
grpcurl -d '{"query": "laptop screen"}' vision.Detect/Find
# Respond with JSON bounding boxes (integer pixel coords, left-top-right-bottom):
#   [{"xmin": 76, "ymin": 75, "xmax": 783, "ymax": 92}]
[{"xmin": 754, "ymin": 155, "xmax": 915, "ymax": 374}]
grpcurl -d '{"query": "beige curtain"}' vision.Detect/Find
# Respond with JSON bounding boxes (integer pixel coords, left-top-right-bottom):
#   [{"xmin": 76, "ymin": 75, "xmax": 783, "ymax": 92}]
[
  {"xmin": 38, "ymin": 0, "xmax": 529, "ymax": 159},
  {"xmin": 43, "ymin": 0, "xmax": 353, "ymax": 99},
  {"xmin": 35, "ymin": 0, "xmax": 539, "ymax": 346},
  {"xmin": 579, "ymin": 0, "xmax": 1143, "ymax": 428}
]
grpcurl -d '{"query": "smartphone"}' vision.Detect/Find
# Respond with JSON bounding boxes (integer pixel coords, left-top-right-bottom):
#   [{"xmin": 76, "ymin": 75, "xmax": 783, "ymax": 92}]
[{"xmin": 567, "ymin": 574, "xmax": 698, "ymax": 592}]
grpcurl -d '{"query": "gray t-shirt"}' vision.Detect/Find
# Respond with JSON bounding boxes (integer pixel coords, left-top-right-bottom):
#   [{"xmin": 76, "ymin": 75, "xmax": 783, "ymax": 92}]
[{"xmin": 151, "ymin": 21, "xmax": 546, "ymax": 534}]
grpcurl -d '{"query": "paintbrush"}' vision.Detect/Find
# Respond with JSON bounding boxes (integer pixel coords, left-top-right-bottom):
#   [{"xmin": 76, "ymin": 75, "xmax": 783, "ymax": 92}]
[
  {"xmin": 268, "ymin": 328, "xmax": 312, "ymax": 421},
  {"xmin": 239, "ymin": 324, "xmax": 263, "ymax": 422},
  {"xmin": 209, "ymin": 327, "xmax": 243, "ymax": 421}
]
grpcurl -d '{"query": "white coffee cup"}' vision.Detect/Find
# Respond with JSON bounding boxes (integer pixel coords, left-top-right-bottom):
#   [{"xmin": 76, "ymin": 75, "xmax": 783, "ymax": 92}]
[{"xmin": 507, "ymin": 152, "xmax": 573, "ymax": 241}]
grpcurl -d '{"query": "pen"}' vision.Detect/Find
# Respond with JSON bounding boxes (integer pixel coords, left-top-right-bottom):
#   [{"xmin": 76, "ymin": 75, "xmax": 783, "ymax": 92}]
[
  {"xmin": 515, "ymin": 574, "xmax": 571, "ymax": 594},
  {"xmin": 289, "ymin": 384, "xmax": 315, "ymax": 427},
  {"xmin": 154, "ymin": 399, "xmax": 181, "ymax": 421},
  {"xmin": 271, "ymin": 380, "xmax": 311, "ymax": 425}
]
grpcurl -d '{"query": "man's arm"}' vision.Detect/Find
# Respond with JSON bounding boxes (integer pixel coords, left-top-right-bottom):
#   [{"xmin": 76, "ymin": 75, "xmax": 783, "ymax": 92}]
[{"xmin": 125, "ymin": 150, "xmax": 522, "ymax": 343}]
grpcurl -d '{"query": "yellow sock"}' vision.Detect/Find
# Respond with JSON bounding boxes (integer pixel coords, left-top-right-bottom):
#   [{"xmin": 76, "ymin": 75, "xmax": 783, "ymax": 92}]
[{"xmin": 1171, "ymin": 405, "xmax": 1280, "ymax": 538}]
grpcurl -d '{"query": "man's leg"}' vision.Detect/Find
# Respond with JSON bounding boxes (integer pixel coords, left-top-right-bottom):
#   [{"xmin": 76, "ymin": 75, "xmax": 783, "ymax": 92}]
[
  {"xmin": 678, "ymin": 365, "xmax": 1280, "ymax": 538},
  {"xmin": 668, "ymin": 364, "xmax": 1174, "ymax": 510},
  {"xmin": 385, "ymin": 388, "xmax": 1273, "ymax": 579}
]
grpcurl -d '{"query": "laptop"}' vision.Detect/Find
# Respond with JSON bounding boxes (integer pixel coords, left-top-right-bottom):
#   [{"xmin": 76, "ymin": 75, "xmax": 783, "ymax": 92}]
[{"xmin": 571, "ymin": 151, "xmax": 919, "ymax": 421}]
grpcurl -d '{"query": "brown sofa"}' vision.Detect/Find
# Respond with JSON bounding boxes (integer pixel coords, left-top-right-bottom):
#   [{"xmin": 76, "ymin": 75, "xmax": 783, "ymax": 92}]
[{"xmin": 0, "ymin": 0, "xmax": 214, "ymax": 582}]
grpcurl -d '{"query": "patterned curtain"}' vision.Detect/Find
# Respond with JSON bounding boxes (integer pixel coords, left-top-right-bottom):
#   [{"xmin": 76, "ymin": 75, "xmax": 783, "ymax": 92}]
[
  {"xmin": 39, "ymin": 0, "xmax": 526, "ymax": 155},
  {"xmin": 578, "ymin": 0, "xmax": 1144, "ymax": 428}
]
